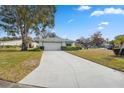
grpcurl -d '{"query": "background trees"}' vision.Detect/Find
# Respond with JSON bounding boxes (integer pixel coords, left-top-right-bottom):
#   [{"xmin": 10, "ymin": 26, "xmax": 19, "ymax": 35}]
[
  {"xmin": 0, "ymin": 5, "xmax": 56, "ymax": 51},
  {"xmin": 90, "ymin": 31, "xmax": 105, "ymax": 47},
  {"xmin": 76, "ymin": 37, "xmax": 91, "ymax": 49},
  {"xmin": 76, "ymin": 31, "xmax": 105, "ymax": 48}
]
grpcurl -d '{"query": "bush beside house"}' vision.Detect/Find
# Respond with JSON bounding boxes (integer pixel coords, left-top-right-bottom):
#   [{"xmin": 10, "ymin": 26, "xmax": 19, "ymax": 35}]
[
  {"xmin": 39, "ymin": 46, "xmax": 44, "ymax": 50},
  {"xmin": 61, "ymin": 46, "xmax": 82, "ymax": 51}
]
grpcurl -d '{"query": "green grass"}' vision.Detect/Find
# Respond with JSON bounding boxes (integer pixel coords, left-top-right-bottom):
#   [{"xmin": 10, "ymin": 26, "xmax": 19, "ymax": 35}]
[
  {"xmin": 68, "ymin": 48, "xmax": 124, "ymax": 72},
  {"xmin": 0, "ymin": 48, "xmax": 42, "ymax": 82}
]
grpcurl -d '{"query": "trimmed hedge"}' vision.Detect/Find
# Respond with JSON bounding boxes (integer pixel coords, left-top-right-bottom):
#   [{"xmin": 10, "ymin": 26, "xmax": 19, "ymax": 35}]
[
  {"xmin": 61, "ymin": 46, "xmax": 82, "ymax": 51},
  {"xmin": 113, "ymin": 48, "xmax": 124, "ymax": 56}
]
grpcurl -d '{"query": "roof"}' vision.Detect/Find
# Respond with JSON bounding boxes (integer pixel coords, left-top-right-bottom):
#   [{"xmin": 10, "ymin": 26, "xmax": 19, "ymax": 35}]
[{"xmin": 40, "ymin": 36, "xmax": 74, "ymax": 43}]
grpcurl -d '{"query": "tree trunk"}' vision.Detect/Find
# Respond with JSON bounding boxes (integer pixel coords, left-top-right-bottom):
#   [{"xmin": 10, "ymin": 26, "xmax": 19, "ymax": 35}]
[{"xmin": 21, "ymin": 29, "xmax": 28, "ymax": 51}]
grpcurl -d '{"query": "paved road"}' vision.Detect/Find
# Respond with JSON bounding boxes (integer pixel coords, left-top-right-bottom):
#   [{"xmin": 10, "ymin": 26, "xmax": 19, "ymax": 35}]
[{"xmin": 19, "ymin": 51, "xmax": 124, "ymax": 88}]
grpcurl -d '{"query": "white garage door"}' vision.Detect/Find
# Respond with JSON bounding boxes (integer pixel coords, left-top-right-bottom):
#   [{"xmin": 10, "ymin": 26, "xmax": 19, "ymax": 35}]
[{"xmin": 43, "ymin": 42, "xmax": 61, "ymax": 51}]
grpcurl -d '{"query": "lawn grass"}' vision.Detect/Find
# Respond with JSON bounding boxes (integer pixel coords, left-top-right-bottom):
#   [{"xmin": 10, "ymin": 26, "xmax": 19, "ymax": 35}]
[
  {"xmin": 0, "ymin": 48, "xmax": 42, "ymax": 82},
  {"xmin": 68, "ymin": 48, "xmax": 124, "ymax": 72}
]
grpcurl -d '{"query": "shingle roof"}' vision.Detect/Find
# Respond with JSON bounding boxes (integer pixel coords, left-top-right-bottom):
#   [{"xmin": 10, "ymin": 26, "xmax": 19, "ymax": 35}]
[{"xmin": 40, "ymin": 36, "xmax": 74, "ymax": 43}]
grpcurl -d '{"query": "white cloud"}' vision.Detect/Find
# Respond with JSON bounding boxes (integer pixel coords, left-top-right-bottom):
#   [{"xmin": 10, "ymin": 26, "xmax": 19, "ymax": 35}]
[
  {"xmin": 99, "ymin": 22, "xmax": 109, "ymax": 26},
  {"xmin": 67, "ymin": 19, "xmax": 74, "ymax": 23},
  {"xmin": 91, "ymin": 7, "xmax": 124, "ymax": 16},
  {"xmin": 77, "ymin": 5, "xmax": 91, "ymax": 11},
  {"xmin": 97, "ymin": 21, "xmax": 109, "ymax": 30},
  {"xmin": 98, "ymin": 26, "xmax": 104, "ymax": 30},
  {"xmin": 91, "ymin": 11, "xmax": 104, "ymax": 16}
]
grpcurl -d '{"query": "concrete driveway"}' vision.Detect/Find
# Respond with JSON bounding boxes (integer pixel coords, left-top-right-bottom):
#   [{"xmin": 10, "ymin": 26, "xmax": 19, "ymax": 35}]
[{"xmin": 19, "ymin": 51, "xmax": 124, "ymax": 88}]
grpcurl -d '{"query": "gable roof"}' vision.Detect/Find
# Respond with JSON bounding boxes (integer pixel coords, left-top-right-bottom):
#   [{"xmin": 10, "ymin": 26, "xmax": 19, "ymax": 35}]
[{"xmin": 40, "ymin": 36, "xmax": 74, "ymax": 43}]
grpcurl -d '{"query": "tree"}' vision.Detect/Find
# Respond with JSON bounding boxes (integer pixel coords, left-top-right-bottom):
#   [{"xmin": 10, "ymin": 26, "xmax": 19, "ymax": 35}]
[
  {"xmin": 110, "ymin": 35, "xmax": 124, "ymax": 48},
  {"xmin": 0, "ymin": 5, "xmax": 56, "ymax": 51},
  {"xmin": 76, "ymin": 37, "xmax": 91, "ymax": 49},
  {"xmin": 109, "ymin": 40, "xmax": 115, "ymax": 49},
  {"xmin": 111, "ymin": 35, "xmax": 124, "ymax": 55},
  {"xmin": 115, "ymin": 35, "xmax": 124, "ymax": 44},
  {"xmin": 91, "ymin": 31, "xmax": 104, "ymax": 47}
]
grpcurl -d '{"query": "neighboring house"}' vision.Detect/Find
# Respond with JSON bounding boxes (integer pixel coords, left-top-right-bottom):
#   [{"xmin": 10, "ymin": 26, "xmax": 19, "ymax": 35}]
[
  {"xmin": 39, "ymin": 36, "xmax": 75, "ymax": 51},
  {"xmin": 0, "ymin": 40, "xmax": 39, "ymax": 48}
]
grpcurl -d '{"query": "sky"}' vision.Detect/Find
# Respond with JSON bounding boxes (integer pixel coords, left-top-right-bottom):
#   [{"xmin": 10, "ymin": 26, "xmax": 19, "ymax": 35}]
[
  {"xmin": 54, "ymin": 5, "xmax": 124, "ymax": 40},
  {"xmin": 0, "ymin": 5, "xmax": 124, "ymax": 41}
]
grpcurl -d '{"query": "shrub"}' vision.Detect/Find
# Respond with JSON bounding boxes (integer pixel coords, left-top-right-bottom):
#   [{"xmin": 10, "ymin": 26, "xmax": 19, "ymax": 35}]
[
  {"xmin": 61, "ymin": 46, "xmax": 82, "ymax": 51},
  {"xmin": 113, "ymin": 48, "xmax": 124, "ymax": 56},
  {"xmin": 40, "ymin": 46, "xmax": 44, "ymax": 50},
  {"xmin": 29, "ymin": 47, "xmax": 42, "ymax": 51}
]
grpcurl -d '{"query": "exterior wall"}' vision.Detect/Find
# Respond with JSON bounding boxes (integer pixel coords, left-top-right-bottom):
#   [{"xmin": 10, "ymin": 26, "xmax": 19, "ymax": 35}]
[
  {"xmin": 32, "ymin": 42, "xmax": 39, "ymax": 48},
  {"xmin": 39, "ymin": 41, "xmax": 43, "ymax": 46},
  {"xmin": 62, "ymin": 42, "xmax": 66, "ymax": 46},
  {"xmin": 0, "ymin": 40, "xmax": 22, "ymax": 46},
  {"xmin": 72, "ymin": 42, "xmax": 75, "ymax": 46},
  {"xmin": 40, "ymin": 41, "xmax": 66, "ymax": 47},
  {"xmin": 0, "ymin": 40, "xmax": 38, "ymax": 48}
]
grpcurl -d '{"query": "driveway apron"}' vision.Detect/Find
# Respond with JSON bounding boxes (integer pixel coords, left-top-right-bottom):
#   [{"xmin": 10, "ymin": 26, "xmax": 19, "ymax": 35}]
[{"xmin": 19, "ymin": 51, "xmax": 124, "ymax": 88}]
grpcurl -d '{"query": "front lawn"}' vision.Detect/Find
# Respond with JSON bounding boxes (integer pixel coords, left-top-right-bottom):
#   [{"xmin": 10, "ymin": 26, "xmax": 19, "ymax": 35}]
[
  {"xmin": 0, "ymin": 48, "xmax": 42, "ymax": 82},
  {"xmin": 68, "ymin": 48, "xmax": 124, "ymax": 72}
]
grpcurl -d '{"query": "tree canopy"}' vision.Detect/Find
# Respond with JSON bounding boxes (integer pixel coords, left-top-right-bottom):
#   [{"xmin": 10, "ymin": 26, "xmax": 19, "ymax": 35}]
[
  {"xmin": 91, "ymin": 31, "xmax": 104, "ymax": 47},
  {"xmin": 76, "ymin": 31, "xmax": 105, "ymax": 48},
  {"xmin": 0, "ymin": 5, "xmax": 56, "ymax": 51}
]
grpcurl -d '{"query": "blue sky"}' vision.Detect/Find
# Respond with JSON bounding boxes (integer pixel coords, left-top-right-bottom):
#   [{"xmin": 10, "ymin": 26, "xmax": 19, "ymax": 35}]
[
  {"xmin": 54, "ymin": 5, "xmax": 124, "ymax": 40},
  {"xmin": 0, "ymin": 5, "xmax": 124, "ymax": 41}
]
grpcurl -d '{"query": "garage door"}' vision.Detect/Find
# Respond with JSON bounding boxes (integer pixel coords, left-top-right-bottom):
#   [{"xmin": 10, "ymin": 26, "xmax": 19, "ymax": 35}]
[{"xmin": 43, "ymin": 42, "xmax": 61, "ymax": 51}]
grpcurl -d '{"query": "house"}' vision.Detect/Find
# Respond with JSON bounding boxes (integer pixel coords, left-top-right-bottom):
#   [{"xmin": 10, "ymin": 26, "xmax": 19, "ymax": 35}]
[
  {"xmin": 39, "ymin": 36, "xmax": 75, "ymax": 51},
  {"xmin": 0, "ymin": 40, "xmax": 39, "ymax": 48},
  {"xmin": 0, "ymin": 40, "xmax": 22, "ymax": 46}
]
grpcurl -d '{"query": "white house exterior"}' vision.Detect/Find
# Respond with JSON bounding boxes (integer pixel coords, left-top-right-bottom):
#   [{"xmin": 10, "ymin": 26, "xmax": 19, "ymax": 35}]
[
  {"xmin": 0, "ymin": 40, "xmax": 39, "ymax": 48},
  {"xmin": 0, "ymin": 40, "xmax": 22, "ymax": 46},
  {"xmin": 39, "ymin": 36, "xmax": 75, "ymax": 51}
]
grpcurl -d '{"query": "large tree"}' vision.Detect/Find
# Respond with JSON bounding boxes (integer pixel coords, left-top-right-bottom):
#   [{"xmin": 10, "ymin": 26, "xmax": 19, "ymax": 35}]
[
  {"xmin": 91, "ymin": 31, "xmax": 104, "ymax": 47},
  {"xmin": 0, "ymin": 5, "xmax": 56, "ymax": 51}
]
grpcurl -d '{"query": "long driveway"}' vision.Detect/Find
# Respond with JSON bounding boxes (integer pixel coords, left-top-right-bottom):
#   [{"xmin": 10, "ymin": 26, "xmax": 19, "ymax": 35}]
[{"xmin": 19, "ymin": 51, "xmax": 124, "ymax": 88}]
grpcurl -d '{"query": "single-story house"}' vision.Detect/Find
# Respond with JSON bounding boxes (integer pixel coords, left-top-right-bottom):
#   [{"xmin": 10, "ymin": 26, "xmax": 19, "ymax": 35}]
[
  {"xmin": 39, "ymin": 36, "xmax": 75, "ymax": 51},
  {"xmin": 0, "ymin": 40, "xmax": 39, "ymax": 48},
  {"xmin": 0, "ymin": 40, "xmax": 22, "ymax": 46}
]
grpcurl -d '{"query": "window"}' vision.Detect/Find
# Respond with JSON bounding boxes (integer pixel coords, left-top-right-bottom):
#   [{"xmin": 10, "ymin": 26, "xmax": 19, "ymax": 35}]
[{"xmin": 66, "ymin": 43, "xmax": 71, "ymax": 46}]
